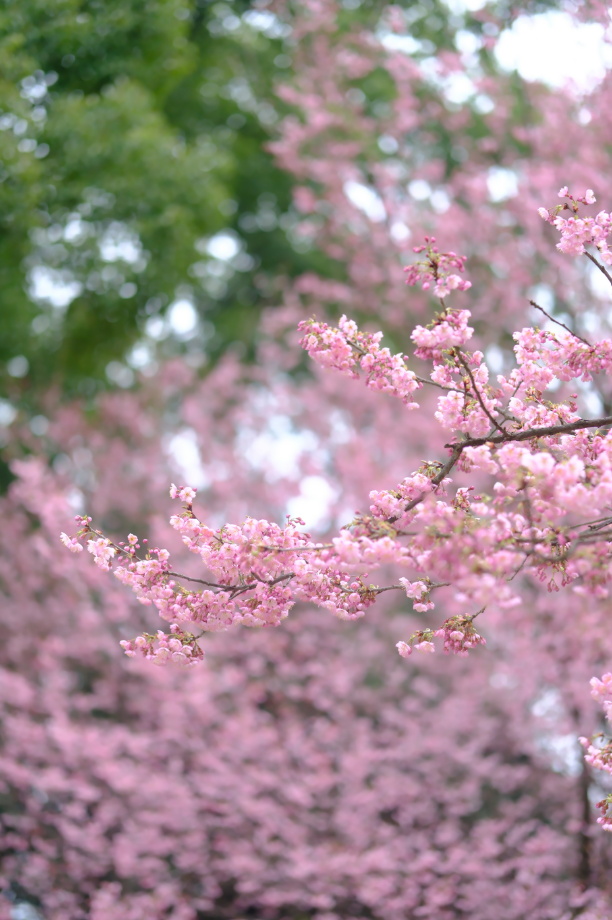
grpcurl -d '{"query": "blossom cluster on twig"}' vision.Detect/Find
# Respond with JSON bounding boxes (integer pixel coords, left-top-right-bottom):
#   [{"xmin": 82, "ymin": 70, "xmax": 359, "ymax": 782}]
[{"xmin": 403, "ymin": 237, "xmax": 472, "ymax": 299}]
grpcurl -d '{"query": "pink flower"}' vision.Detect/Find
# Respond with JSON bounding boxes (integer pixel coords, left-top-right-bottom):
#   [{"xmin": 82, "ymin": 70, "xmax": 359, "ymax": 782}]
[
  {"xmin": 60, "ymin": 532, "xmax": 83, "ymax": 553},
  {"xmin": 414, "ymin": 641, "xmax": 435, "ymax": 654}
]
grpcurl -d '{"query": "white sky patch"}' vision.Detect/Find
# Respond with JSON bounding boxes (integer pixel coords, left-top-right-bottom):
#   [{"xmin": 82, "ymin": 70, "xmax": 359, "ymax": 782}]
[
  {"xmin": 144, "ymin": 314, "xmax": 169, "ymax": 341},
  {"xmin": 105, "ymin": 361, "xmax": 134, "ymax": 388},
  {"xmin": 487, "ymin": 167, "xmax": 519, "ymax": 202},
  {"xmin": 390, "ymin": 221, "xmax": 411, "ymax": 242},
  {"xmin": 287, "ymin": 475, "xmax": 338, "ymax": 532},
  {"xmin": 529, "ymin": 283, "xmax": 555, "ymax": 313},
  {"xmin": 495, "ymin": 12, "xmax": 612, "ymax": 93},
  {"xmin": 0, "ymin": 399, "xmax": 17, "ymax": 426},
  {"xmin": 587, "ymin": 260, "xmax": 612, "ymax": 301},
  {"xmin": 99, "ymin": 221, "xmax": 143, "ymax": 263},
  {"xmin": 205, "ymin": 231, "xmax": 241, "ymax": 261},
  {"xmin": 408, "ymin": 179, "xmax": 431, "ymax": 201},
  {"xmin": 7, "ymin": 356, "xmax": 28, "ymax": 378},
  {"xmin": 378, "ymin": 134, "xmax": 399, "ymax": 154},
  {"xmin": 166, "ymin": 428, "xmax": 209, "ymax": 489},
  {"xmin": 379, "ymin": 32, "xmax": 421, "ymax": 55},
  {"xmin": 431, "ymin": 189, "xmax": 451, "ymax": 213},
  {"xmin": 28, "ymin": 266, "xmax": 83, "ymax": 309},
  {"xmin": 344, "ymin": 181, "xmax": 387, "ymax": 223},
  {"xmin": 127, "ymin": 342, "xmax": 155, "ymax": 370},
  {"xmin": 239, "ymin": 416, "xmax": 319, "ymax": 482},
  {"xmin": 531, "ymin": 687, "xmax": 583, "ymax": 777},
  {"xmin": 168, "ymin": 299, "xmax": 199, "ymax": 339},
  {"xmin": 538, "ymin": 732, "xmax": 584, "ymax": 777},
  {"xmin": 64, "ymin": 218, "xmax": 92, "ymax": 244},
  {"xmin": 441, "ymin": 0, "xmax": 489, "ymax": 13},
  {"xmin": 485, "ymin": 343, "xmax": 504, "ymax": 373},
  {"xmin": 474, "ymin": 94, "xmax": 495, "ymax": 114},
  {"xmin": 242, "ymin": 9, "xmax": 291, "ymax": 38},
  {"xmin": 576, "ymin": 376, "xmax": 604, "ymax": 416},
  {"xmin": 66, "ymin": 487, "xmax": 85, "ymax": 514},
  {"xmin": 444, "ymin": 72, "xmax": 476, "ymax": 104},
  {"xmin": 455, "ymin": 29, "xmax": 483, "ymax": 56}
]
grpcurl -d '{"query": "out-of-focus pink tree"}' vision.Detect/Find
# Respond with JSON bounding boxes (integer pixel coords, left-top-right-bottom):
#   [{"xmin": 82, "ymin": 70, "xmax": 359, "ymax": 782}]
[
  {"xmin": 2, "ymin": 343, "xmax": 612, "ymax": 918},
  {"xmin": 5, "ymin": 0, "xmax": 612, "ymax": 917},
  {"xmin": 268, "ymin": 0, "xmax": 612, "ymax": 355}
]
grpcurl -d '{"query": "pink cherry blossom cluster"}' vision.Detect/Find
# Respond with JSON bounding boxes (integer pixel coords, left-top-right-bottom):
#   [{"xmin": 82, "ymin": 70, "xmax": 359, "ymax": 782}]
[
  {"xmin": 513, "ymin": 323, "xmax": 612, "ymax": 385},
  {"xmin": 538, "ymin": 187, "xmax": 612, "ymax": 264},
  {"xmin": 410, "ymin": 308, "xmax": 474, "ymax": 361},
  {"xmin": 403, "ymin": 237, "xmax": 471, "ymax": 299},
  {"xmin": 120, "ymin": 624, "xmax": 205, "ymax": 667},
  {"xmin": 581, "ymin": 674, "xmax": 612, "ymax": 831},
  {"xmin": 368, "ymin": 467, "xmax": 441, "ymax": 527},
  {"xmin": 62, "ymin": 494, "xmax": 421, "ymax": 657},
  {"xmin": 298, "ymin": 314, "xmax": 421, "ymax": 406},
  {"xmin": 396, "ymin": 613, "xmax": 486, "ymax": 658},
  {"xmin": 398, "ymin": 577, "xmax": 435, "ymax": 612}
]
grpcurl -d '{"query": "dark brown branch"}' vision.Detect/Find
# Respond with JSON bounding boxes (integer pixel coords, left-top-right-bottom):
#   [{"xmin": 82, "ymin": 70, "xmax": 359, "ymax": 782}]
[
  {"xmin": 444, "ymin": 415, "xmax": 612, "ymax": 450},
  {"xmin": 529, "ymin": 300, "xmax": 590, "ymax": 346},
  {"xmin": 168, "ymin": 571, "xmax": 227, "ymax": 589}
]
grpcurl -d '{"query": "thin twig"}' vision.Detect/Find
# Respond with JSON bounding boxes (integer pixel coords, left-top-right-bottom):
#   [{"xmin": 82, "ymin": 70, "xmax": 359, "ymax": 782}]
[
  {"xmin": 584, "ymin": 249, "xmax": 612, "ymax": 288},
  {"xmin": 374, "ymin": 580, "xmax": 451, "ymax": 595},
  {"xmin": 496, "ymin": 407, "xmax": 520, "ymax": 424},
  {"xmin": 529, "ymin": 300, "xmax": 590, "ymax": 346},
  {"xmin": 261, "ymin": 544, "xmax": 332, "ymax": 553},
  {"xmin": 574, "ymin": 514, "xmax": 612, "ymax": 529},
  {"xmin": 507, "ymin": 553, "xmax": 531, "ymax": 582},
  {"xmin": 575, "ymin": 530, "xmax": 612, "ymax": 541},
  {"xmin": 389, "ymin": 444, "xmax": 464, "ymax": 523},
  {"xmin": 168, "ymin": 571, "xmax": 227, "ymax": 589},
  {"xmin": 414, "ymin": 375, "xmax": 461, "ymax": 393},
  {"xmin": 456, "ymin": 349, "xmax": 507, "ymax": 435},
  {"xmin": 520, "ymin": 485, "xmax": 538, "ymax": 559}
]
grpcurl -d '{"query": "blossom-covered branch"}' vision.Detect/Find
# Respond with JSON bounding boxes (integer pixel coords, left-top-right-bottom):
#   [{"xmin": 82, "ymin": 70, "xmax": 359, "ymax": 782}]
[{"xmin": 62, "ymin": 189, "xmax": 612, "ymax": 831}]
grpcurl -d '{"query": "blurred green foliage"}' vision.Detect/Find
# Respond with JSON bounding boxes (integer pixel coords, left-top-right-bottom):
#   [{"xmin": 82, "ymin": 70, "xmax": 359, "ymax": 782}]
[{"xmin": 0, "ymin": 0, "xmax": 330, "ymax": 401}]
